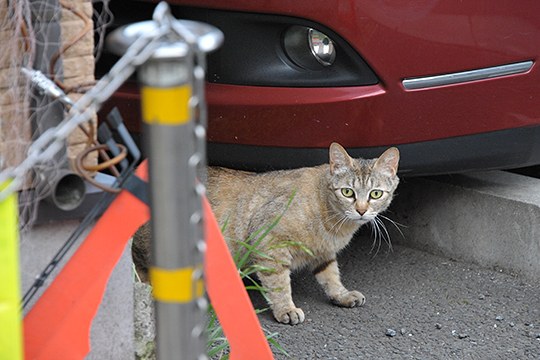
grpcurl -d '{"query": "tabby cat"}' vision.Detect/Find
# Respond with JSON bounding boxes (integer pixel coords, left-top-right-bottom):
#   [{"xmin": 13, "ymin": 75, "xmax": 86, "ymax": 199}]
[
  {"xmin": 207, "ymin": 143, "xmax": 398, "ymax": 325},
  {"xmin": 133, "ymin": 143, "xmax": 400, "ymax": 325}
]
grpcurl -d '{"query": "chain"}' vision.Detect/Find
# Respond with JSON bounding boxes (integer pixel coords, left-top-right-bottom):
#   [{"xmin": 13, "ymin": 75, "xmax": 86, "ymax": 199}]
[
  {"xmin": 5, "ymin": 5, "xmax": 217, "ymax": 357},
  {"xmin": 191, "ymin": 48, "xmax": 210, "ymax": 360},
  {"xmin": 0, "ymin": 17, "xmax": 174, "ymax": 202}
]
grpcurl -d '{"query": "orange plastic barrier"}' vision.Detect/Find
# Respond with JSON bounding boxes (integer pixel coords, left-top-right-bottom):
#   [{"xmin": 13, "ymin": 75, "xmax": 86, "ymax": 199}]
[
  {"xmin": 204, "ymin": 196, "xmax": 274, "ymax": 359},
  {"xmin": 23, "ymin": 163, "xmax": 150, "ymax": 359},
  {"xmin": 23, "ymin": 160, "xmax": 273, "ymax": 359}
]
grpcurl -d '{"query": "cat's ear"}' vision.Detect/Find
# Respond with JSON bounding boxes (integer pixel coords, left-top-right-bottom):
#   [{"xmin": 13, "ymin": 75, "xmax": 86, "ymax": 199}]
[
  {"xmin": 329, "ymin": 142, "xmax": 354, "ymax": 174},
  {"xmin": 374, "ymin": 147, "xmax": 400, "ymax": 177}
]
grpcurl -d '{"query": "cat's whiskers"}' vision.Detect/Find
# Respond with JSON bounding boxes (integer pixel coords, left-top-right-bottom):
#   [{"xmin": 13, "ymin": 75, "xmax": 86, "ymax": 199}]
[
  {"xmin": 323, "ymin": 209, "xmax": 353, "ymax": 236},
  {"xmin": 368, "ymin": 218, "xmax": 383, "ymax": 256},
  {"xmin": 374, "ymin": 216, "xmax": 393, "ymax": 252},
  {"xmin": 321, "ymin": 210, "xmax": 343, "ymax": 228},
  {"xmin": 377, "ymin": 214, "xmax": 406, "ymax": 239},
  {"xmin": 322, "ymin": 209, "xmax": 345, "ymax": 222},
  {"xmin": 368, "ymin": 215, "xmax": 394, "ymax": 257},
  {"xmin": 368, "ymin": 219, "xmax": 379, "ymax": 255},
  {"xmin": 328, "ymin": 213, "xmax": 351, "ymax": 236}
]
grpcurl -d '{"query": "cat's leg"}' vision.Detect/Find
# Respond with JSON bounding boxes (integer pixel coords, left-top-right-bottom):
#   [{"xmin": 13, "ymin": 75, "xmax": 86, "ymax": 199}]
[
  {"xmin": 313, "ymin": 259, "xmax": 365, "ymax": 307},
  {"xmin": 257, "ymin": 265, "xmax": 305, "ymax": 325}
]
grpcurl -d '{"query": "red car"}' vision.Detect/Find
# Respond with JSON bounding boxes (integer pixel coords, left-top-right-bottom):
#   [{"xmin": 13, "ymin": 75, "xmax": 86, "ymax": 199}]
[{"xmin": 99, "ymin": 1, "xmax": 540, "ymax": 175}]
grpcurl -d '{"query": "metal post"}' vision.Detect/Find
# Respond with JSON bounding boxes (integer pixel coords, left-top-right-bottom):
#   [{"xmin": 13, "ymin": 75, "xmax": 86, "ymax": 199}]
[
  {"xmin": 107, "ymin": 3, "xmax": 223, "ymax": 359},
  {"xmin": 140, "ymin": 47, "xmax": 207, "ymax": 359}
]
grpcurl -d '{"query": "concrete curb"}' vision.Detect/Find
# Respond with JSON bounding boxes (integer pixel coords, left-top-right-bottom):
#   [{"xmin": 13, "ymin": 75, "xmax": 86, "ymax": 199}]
[{"xmin": 390, "ymin": 171, "xmax": 540, "ymax": 280}]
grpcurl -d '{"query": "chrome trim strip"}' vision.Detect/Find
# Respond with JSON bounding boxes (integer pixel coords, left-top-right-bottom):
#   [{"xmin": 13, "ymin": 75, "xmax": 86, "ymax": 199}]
[{"xmin": 402, "ymin": 60, "xmax": 533, "ymax": 90}]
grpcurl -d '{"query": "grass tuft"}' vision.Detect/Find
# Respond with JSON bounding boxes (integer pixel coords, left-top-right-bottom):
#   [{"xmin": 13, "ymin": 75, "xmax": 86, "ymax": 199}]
[{"xmin": 207, "ymin": 191, "xmax": 299, "ymax": 358}]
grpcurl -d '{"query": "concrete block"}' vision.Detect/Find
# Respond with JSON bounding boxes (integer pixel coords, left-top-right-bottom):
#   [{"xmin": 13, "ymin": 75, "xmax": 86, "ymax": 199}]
[
  {"xmin": 63, "ymin": 55, "xmax": 95, "ymax": 79},
  {"xmin": 63, "ymin": 73, "xmax": 95, "ymax": 88},
  {"xmin": 0, "ymin": 86, "xmax": 25, "ymax": 106},
  {"xmin": 133, "ymin": 282, "xmax": 156, "ymax": 360},
  {"xmin": 0, "ymin": 103, "xmax": 31, "ymax": 171},
  {"xmin": 390, "ymin": 171, "xmax": 540, "ymax": 280},
  {"xmin": 61, "ymin": 1, "xmax": 93, "ymax": 22},
  {"xmin": 61, "ymin": 21, "xmax": 94, "ymax": 58},
  {"xmin": 0, "ymin": 68, "xmax": 27, "ymax": 88}
]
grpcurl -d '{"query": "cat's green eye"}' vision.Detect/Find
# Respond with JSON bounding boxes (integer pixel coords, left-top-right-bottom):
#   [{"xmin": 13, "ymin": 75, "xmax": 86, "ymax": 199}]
[
  {"xmin": 369, "ymin": 189, "xmax": 384, "ymax": 200},
  {"xmin": 340, "ymin": 188, "xmax": 355, "ymax": 198}
]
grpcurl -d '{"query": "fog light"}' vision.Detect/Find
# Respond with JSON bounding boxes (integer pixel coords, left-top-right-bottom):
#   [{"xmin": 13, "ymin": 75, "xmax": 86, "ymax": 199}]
[
  {"xmin": 283, "ymin": 26, "xmax": 336, "ymax": 70},
  {"xmin": 308, "ymin": 29, "xmax": 335, "ymax": 66}
]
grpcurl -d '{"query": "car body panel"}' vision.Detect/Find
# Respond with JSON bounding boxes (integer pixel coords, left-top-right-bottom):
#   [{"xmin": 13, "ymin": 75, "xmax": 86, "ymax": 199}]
[{"xmin": 100, "ymin": 0, "xmax": 540, "ymax": 174}]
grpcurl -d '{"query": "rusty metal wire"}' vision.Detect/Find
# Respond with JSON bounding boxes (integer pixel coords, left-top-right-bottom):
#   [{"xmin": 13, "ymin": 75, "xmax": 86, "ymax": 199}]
[{"xmin": 74, "ymin": 143, "xmax": 127, "ymax": 193}]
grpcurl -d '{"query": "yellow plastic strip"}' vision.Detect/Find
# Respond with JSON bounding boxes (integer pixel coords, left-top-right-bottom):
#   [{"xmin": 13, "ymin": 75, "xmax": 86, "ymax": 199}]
[
  {"xmin": 0, "ymin": 180, "xmax": 23, "ymax": 360},
  {"xmin": 149, "ymin": 266, "xmax": 204, "ymax": 303},
  {"xmin": 141, "ymin": 85, "xmax": 191, "ymax": 125}
]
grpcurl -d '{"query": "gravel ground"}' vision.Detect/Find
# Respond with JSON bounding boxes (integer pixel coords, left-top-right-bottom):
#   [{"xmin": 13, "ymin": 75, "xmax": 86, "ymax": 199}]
[{"xmin": 250, "ymin": 232, "xmax": 540, "ymax": 359}]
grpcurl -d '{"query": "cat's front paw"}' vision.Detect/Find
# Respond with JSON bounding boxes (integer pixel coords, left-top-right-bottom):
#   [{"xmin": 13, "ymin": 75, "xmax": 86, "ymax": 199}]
[
  {"xmin": 273, "ymin": 307, "xmax": 305, "ymax": 325},
  {"xmin": 331, "ymin": 290, "xmax": 366, "ymax": 308}
]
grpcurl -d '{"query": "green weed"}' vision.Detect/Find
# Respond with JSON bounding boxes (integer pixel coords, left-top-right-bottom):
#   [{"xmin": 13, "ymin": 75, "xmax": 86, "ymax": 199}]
[{"xmin": 207, "ymin": 191, "xmax": 299, "ymax": 359}]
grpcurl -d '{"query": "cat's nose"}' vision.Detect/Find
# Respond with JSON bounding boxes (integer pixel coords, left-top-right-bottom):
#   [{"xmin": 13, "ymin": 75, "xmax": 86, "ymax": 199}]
[{"xmin": 356, "ymin": 203, "xmax": 368, "ymax": 216}]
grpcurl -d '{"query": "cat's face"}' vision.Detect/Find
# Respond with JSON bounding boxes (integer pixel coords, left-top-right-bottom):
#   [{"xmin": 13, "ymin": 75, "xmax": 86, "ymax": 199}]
[{"xmin": 327, "ymin": 143, "xmax": 400, "ymax": 225}]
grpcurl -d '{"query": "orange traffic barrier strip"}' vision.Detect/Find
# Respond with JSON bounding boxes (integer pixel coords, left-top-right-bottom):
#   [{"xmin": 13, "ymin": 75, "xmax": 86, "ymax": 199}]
[
  {"xmin": 23, "ymin": 160, "xmax": 273, "ymax": 359},
  {"xmin": 203, "ymin": 195, "xmax": 274, "ymax": 359}
]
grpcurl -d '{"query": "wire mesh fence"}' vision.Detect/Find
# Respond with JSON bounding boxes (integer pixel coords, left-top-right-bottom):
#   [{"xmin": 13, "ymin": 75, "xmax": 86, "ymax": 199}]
[{"xmin": 0, "ymin": 0, "xmax": 112, "ymax": 226}]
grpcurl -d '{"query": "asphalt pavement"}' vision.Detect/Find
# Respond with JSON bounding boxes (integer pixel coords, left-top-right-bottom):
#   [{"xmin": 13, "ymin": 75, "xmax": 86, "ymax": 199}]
[
  {"xmin": 131, "ymin": 170, "xmax": 540, "ymax": 359},
  {"xmin": 251, "ymin": 231, "xmax": 540, "ymax": 359}
]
